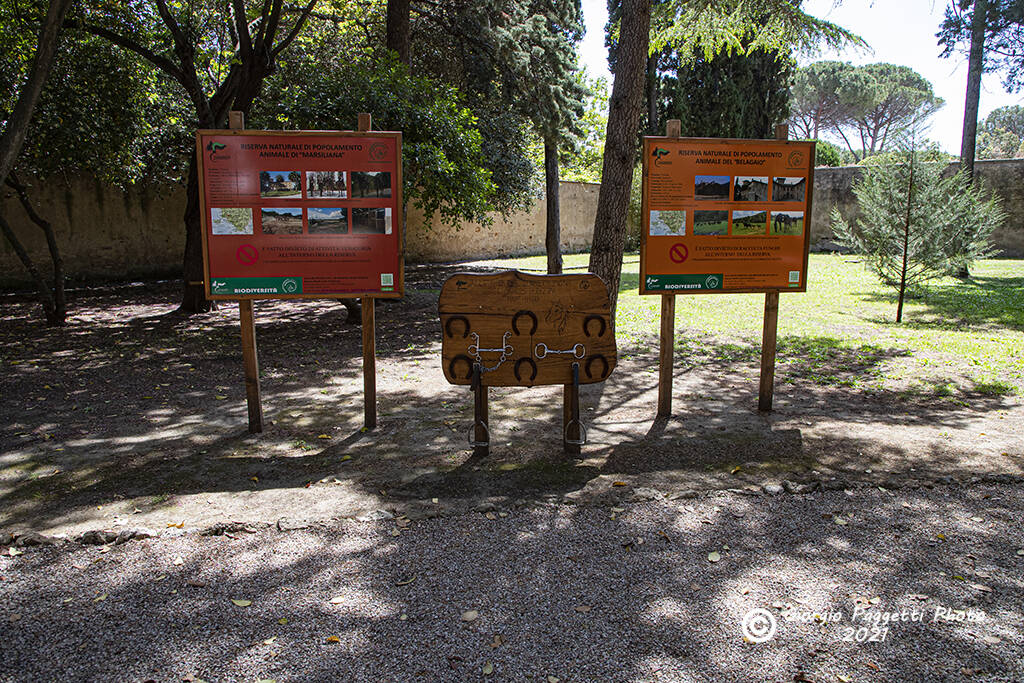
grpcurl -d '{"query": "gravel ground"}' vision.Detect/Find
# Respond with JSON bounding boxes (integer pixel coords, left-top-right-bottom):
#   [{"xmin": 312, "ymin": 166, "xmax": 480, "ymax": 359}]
[{"xmin": 2, "ymin": 483, "xmax": 1022, "ymax": 683}]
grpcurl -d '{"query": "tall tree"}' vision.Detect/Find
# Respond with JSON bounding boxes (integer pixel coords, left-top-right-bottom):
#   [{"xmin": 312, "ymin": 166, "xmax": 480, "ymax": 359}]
[
  {"xmin": 659, "ymin": 31, "xmax": 795, "ymax": 139},
  {"xmin": 976, "ymin": 104, "xmax": 1024, "ymax": 158},
  {"xmin": 834, "ymin": 64, "xmax": 943, "ymax": 162},
  {"xmin": 788, "ymin": 60, "xmax": 860, "ymax": 139},
  {"xmin": 0, "ymin": 0, "xmax": 74, "ymax": 325},
  {"xmin": 386, "ymin": 0, "xmax": 411, "ymax": 64},
  {"xmin": 939, "ymin": 0, "xmax": 1024, "ymax": 175},
  {"xmin": 66, "ymin": 0, "xmax": 319, "ymax": 313},
  {"xmin": 591, "ymin": 0, "xmax": 855, "ymax": 315},
  {"xmin": 0, "ymin": 0, "xmax": 72, "ymax": 184}
]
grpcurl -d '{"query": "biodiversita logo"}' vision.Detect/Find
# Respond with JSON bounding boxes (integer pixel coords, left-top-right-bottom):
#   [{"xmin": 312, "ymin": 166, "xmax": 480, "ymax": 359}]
[{"xmin": 652, "ymin": 147, "xmax": 670, "ymax": 166}]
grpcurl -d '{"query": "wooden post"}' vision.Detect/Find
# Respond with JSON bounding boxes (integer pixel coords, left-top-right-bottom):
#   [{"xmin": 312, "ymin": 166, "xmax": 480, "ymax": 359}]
[
  {"xmin": 657, "ymin": 119, "xmax": 682, "ymax": 417},
  {"xmin": 563, "ymin": 364, "xmax": 581, "ymax": 456},
  {"xmin": 758, "ymin": 123, "xmax": 789, "ymax": 413},
  {"xmin": 357, "ymin": 112, "xmax": 378, "ymax": 429},
  {"xmin": 473, "ymin": 365, "xmax": 489, "ymax": 458},
  {"xmin": 228, "ymin": 111, "xmax": 264, "ymax": 433},
  {"xmin": 361, "ymin": 298, "xmax": 377, "ymax": 429}
]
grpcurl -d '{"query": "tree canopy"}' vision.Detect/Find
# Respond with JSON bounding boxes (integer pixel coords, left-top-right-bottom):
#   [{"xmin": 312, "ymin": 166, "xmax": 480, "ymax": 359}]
[{"xmin": 976, "ymin": 104, "xmax": 1024, "ymax": 158}]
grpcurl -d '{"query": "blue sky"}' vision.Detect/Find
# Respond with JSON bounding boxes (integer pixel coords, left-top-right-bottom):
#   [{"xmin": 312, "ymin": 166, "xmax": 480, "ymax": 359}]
[{"xmin": 578, "ymin": 0, "xmax": 1023, "ymax": 153}]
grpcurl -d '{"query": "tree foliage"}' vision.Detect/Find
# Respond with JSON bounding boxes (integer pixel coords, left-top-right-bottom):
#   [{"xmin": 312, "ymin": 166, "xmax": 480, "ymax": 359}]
[
  {"xmin": 832, "ymin": 147, "xmax": 1004, "ymax": 321},
  {"xmin": 939, "ymin": 0, "xmax": 1024, "ymax": 91},
  {"xmin": 658, "ymin": 31, "xmax": 794, "ymax": 139},
  {"xmin": 976, "ymin": 104, "xmax": 1024, "ymax": 158},
  {"xmin": 255, "ymin": 58, "xmax": 498, "ymax": 228},
  {"xmin": 790, "ymin": 61, "xmax": 943, "ymax": 162}
]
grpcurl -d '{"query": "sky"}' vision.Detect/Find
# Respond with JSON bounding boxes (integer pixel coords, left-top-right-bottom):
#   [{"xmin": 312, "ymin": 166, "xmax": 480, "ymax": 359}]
[{"xmin": 577, "ymin": 0, "xmax": 1023, "ymax": 153}]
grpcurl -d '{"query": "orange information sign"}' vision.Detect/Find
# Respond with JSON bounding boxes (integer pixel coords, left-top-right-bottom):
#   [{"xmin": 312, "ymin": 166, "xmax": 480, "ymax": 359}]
[
  {"xmin": 640, "ymin": 137, "xmax": 815, "ymax": 294},
  {"xmin": 197, "ymin": 129, "xmax": 403, "ymax": 300}
]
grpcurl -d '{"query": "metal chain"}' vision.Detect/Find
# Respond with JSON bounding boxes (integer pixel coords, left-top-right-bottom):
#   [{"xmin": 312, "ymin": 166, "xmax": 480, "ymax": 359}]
[{"xmin": 467, "ymin": 331, "xmax": 513, "ymax": 372}]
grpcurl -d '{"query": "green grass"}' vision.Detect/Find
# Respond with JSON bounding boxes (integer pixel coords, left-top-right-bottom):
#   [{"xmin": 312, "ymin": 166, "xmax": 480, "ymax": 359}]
[{"xmin": 466, "ymin": 253, "xmax": 1024, "ymax": 394}]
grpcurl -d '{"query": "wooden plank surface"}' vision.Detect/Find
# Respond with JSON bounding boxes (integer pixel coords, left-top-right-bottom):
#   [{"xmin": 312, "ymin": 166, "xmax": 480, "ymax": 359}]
[{"xmin": 439, "ymin": 271, "xmax": 617, "ymax": 387}]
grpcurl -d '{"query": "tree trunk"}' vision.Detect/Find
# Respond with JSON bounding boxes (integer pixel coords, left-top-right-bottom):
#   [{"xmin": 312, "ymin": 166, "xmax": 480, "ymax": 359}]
[
  {"xmin": 0, "ymin": 0, "xmax": 73, "ymax": 185},
  {"xmin": 0, "ymin": 212, "xmax": 58, "ymax": 323},
  {"xmin": 6, "ymin": 174, "xmax": 65, "ymax": 324},
  {"xmin": 544, "ymin": 139, "xmax": 562, "ymax": 275},
  {"xmin": 646, "ymin": 53, "xmax": 658, "ymax": 135},
  {"xmin": 386, "ymin": 0, "xmax": 411, "ymax": 65},
  {"xmin": 960, "ymin": 0, "xmax": 987, "ymax": 177},
  {"xmin": 897, "ymin": 150, "xmax": 916, "ymax": 323},
  {"xmin": 179, "ymin": 151, "xmax": 212, "ymax": 313},
  {"xmin": 588, "ymin": 0, "xmax": 651, "ymax": 317}
]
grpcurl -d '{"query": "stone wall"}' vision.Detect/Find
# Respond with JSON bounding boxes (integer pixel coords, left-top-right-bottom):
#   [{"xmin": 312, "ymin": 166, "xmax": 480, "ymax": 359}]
[
  {"xmin": 0, "ymin": 178, "xmax": 599, "ymax": 287},
  {"xmin": 4, "ymin": 161, "xmax": 1023, "ymax": 287},
  {"xmin": 810, "ymin": 159, "xmax": 1024, "ymax": 257}
]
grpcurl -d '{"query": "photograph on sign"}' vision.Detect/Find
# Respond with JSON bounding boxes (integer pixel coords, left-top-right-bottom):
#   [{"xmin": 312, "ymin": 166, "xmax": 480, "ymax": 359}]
[
  {"xmin": 197, "ymin": 130, "xmax": 403, "ymax": 300},
  {"xmin": 640, "ymin": 137, "xmax": 814, "ymax": 294}
]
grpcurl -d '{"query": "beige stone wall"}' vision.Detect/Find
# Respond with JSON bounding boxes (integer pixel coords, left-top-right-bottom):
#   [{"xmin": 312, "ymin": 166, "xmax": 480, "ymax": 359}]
[
  {"xmin": 4, "ymin": 162, "xmax": 1023, "ymax": 288},
  {"xmin": 810, "ymin": 159, "xmax": 1024, "ymax": 257},
  {"xmin": 404, "ymin": 181, "xmax": 598, "ymax": 263},
  {"xmin": 1, "ymin": 178, "xmax": 599, "ymax": 286},
  {"xmin": 1, "ymin": 175, "xmax": 186, "ymax": 287}
]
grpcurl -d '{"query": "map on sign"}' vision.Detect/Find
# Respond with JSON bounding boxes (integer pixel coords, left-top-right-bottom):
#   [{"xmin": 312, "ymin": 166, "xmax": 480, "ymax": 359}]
[{"xmin": 211, "ymin": 207, "xmax": 254, "ymax": 235}]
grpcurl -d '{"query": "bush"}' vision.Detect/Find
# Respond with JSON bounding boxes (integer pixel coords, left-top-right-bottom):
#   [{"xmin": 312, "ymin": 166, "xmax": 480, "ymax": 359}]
[
  {"xmin": 832, "ymin": 148, "xmax": 1004, "ymax": 321},
  {"xmin": 814, "ymin": 140, "xmax": 843, "ymax": 167}
]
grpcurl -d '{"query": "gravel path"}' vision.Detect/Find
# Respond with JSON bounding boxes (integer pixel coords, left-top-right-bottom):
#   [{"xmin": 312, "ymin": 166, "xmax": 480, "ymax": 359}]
[{"xmin": 2, "ymin": 483, "xmax": 1022, "ymax": 683}]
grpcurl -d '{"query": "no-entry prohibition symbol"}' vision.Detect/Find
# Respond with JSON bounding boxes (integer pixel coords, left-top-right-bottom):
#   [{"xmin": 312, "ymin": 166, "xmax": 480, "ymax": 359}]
[
  {"xmin": 669, "ymin": 243, "xmax": 688, "ymax": 263},
  {"xmin": 236, "ymin": 244, "xmax": 259, "ymax": 266}
]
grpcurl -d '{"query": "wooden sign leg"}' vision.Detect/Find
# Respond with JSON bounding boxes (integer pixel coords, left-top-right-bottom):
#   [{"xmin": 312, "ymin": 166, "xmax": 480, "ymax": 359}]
[
  {"xmin": 239, "ymin": 300, "xmax": 263, "ymax": 433},
  {"xmin": 657, "ymin": 293, "xmax": 676, "ymax": 417},
  {"xmin": 563, "ymin": 363, "xmax": 581, "ymax": 456},
  {"xmin": 758, "ymin": 291, "xmax": 780, "ymax": 412},
  {"xmin": 472, "ymin": 364, "xmax": 489, "ymax": 458},
  {"xmin": 361, "ymin": 296, "xmax": 377, "ymax": 429}
]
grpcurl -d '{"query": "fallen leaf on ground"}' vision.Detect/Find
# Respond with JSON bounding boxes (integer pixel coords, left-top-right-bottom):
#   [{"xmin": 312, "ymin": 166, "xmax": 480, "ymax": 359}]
[
  {"xmin": 395, "ymin": 575, "xmax": 416, "ymax": 586},
  {"xmin": 93, "ymin": 593, "xmax": 107, "ymax": 603},
  {"xmin": 329, "ymin": 596, "xmax": 344, "ymax": 605},
  {"xmin": 173, "ymin": 556, "xmax": 184, "ymax": 566},
  {"xmin": 154, "ymin": 575, "xmax": 168, "ymax": 582},
  {"xmin": 707, "ymin": 551, "xmax": 721, "ymax": 563},
  {"xmin": 547, "ymin": 678, "xmax": 560, "ymax": 683},
  {"xmin": 937, "ymin": 533, "xmax": 947, "ymax": 541},
  {"xmin": 278, "ymin": 617, "xmax": 288, "ymax": 625},
  {"xmin": 231, "ymin": 599, "xmax": 252, "ymax": 607},
  {"xmin": 326, "ymin": 635, "xmax": 340, "ymax": 644},
  {"xmin": 399, "ymin": 613, "xmax": 408, "ymax": 621},
  {"xmin": 983, "ymin": 635, "xmax": 1001, "ymax": 644},
  {"xmin": 339, "ymin": 455, "xmax": 352, "ymax": 462},
  {"xmin": 317, "ymin": 434, "xmax": 331, "ymax": 439},
  {"xmin": 575, "ymin": 605, "xmax": 591, "ymax": 613},
  {"xmin": 485, "ymin": 512, "xmax": 497, "ymax": 520},
  {"xmin": 730, "ymin": 466, "xmax": 741, "ymax": 474},
  {"xmin": 461, "ymin": 609, "xmax": 479, "ymax": 622},
  {"xmin": 186, "ymin": 580, "xmax": 207, "ymax": 588},
  {"xmin": 612, "ymin": 481, "xmax": 627, "ymax": 487},
  {"xmin": 833, "ymin": 517, "xmax": 848, "ymax": 526},
  {"xmin": 263, "ymin": 636, "xmax": 277, "ymax": 645},
  {"xmin": 9, "ymin": 613, "xmax": 21, "ymax": 622},
  {"xmin": 490, "ymin": 634, "xmax": 504, "ymax": 648},
  {"xmin": 390, "ymin": 529, "xmax": 401, "ymax": 537},
  {"xmin": 482, "ymin": 662, "xmax": 494, "ymax": 676},
  {"xmin": 970, "ymin": 583, "xmax": 993, "ymax": 592},
  {"xmin": 168, "ymin": 521, "xmax": 184, "ymax": 529},
  {"xmin": 8, "ymin": 547, "xmax": 23, "ymax": 557}
]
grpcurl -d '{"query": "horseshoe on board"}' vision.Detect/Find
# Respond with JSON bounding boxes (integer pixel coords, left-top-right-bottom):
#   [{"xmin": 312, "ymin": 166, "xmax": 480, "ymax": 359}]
[
  {"xmin": 445, "ymin": 315, "xmax": 470, "ymax": 339},
  {"xmin": 584, "ymin": 354, "xmax": 609, "ymax": 380},
  {"xmin": 583, "ymin": 315, "xmax": 606, "ymax": 338},
  {"xmin": 513, "ymin": 357, "xmax": 538, "ymax": 383},
  {"xmin": 448, "ymin": 354, "xmax": 474, "ymax": 380},
  {"xmin": 512, "ymin": 309, "xmax": 538, "ymax": 336}
]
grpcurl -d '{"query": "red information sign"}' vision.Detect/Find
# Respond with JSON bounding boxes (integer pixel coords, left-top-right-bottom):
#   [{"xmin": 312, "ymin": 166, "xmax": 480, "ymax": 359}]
[
  {"xmin": 640, "ymin": 137, "xmax": 815, "ymax": 295},
  {"xmin": 197, "ymin": 129, "xmax": 403, "ymax": 300}
]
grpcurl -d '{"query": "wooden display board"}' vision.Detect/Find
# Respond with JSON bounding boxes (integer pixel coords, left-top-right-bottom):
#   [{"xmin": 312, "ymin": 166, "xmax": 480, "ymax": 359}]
[
  {"xmin": 439, "ymin": 271, "xmax": 617, "ymax": 456},
  {"xmin": 197, "ymin": 112, "xmax": 396, "ymax": 432},
  {"xmin": 644, "ymin": 123, "xmax": 812, "ymax": 415}
]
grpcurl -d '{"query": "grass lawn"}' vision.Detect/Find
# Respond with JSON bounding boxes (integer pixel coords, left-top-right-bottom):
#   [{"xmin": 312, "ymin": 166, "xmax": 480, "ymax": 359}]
[{"xmin": 464, "ymin": 252, "xmax": 1024, "ymax": 397}]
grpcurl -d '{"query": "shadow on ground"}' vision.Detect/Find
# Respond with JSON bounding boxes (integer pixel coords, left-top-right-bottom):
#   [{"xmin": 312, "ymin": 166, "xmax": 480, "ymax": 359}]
[{"xmin": 1, "ymin": 267, "xmax": 1022, "ymax": 534}]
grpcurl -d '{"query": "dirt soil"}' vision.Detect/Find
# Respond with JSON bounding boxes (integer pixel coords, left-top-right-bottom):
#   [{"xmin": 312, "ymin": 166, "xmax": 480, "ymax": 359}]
[{"xmin": 1, "ymin": 265, "xmax": 1022, "ymax": 538}]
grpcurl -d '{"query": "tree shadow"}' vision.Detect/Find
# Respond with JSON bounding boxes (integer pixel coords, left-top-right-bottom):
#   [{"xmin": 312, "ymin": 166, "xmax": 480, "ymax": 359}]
[{"xmin": 3, "ymin": 482, "xmax": 1020, "ymax": 681}]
